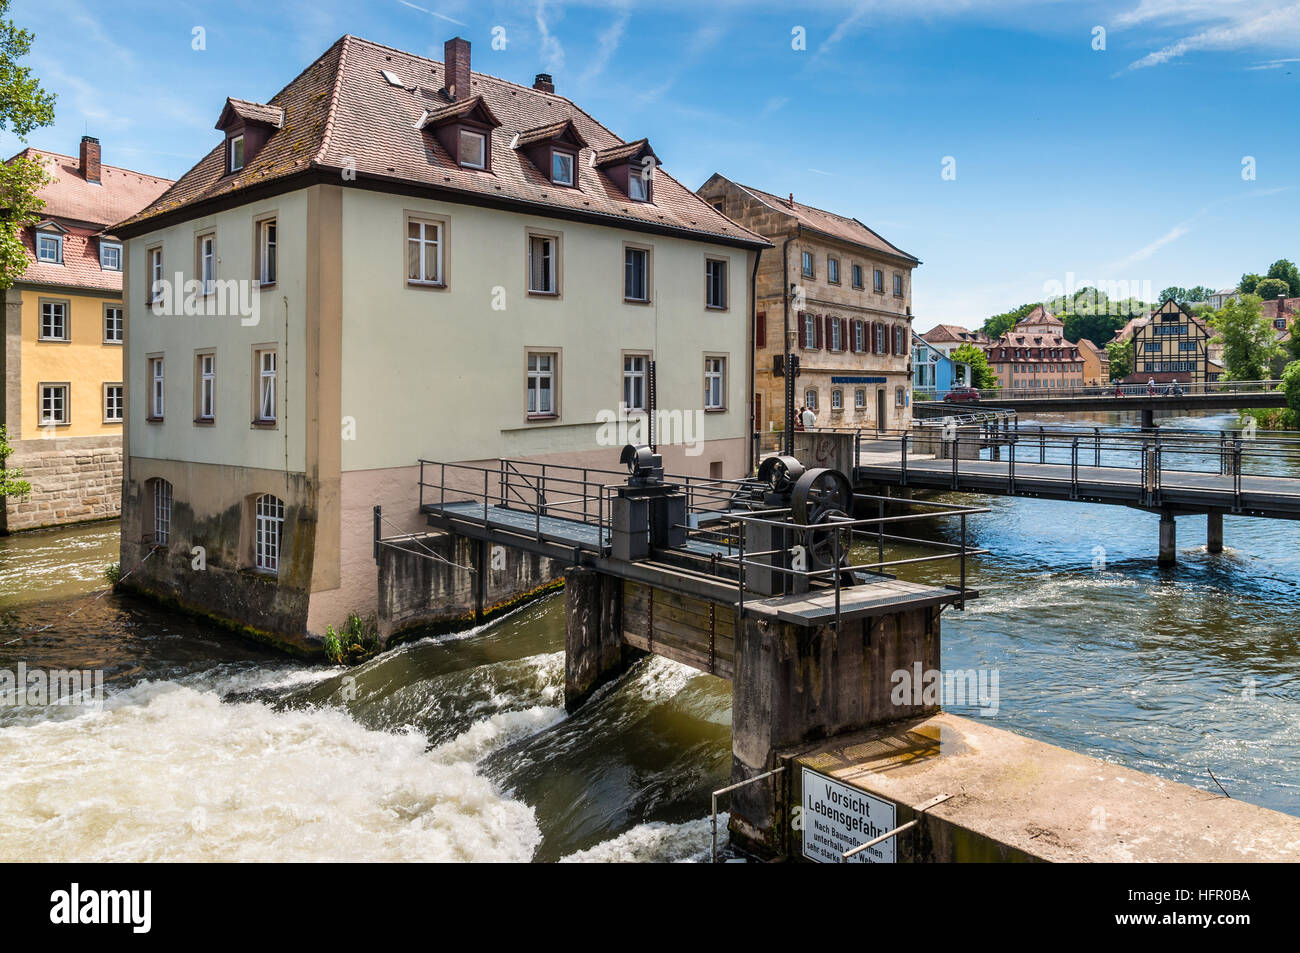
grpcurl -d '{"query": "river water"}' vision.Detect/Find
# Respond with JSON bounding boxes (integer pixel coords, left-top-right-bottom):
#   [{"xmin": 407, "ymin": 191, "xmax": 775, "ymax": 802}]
[{"xmin": 0, "ymin": 412, "xmax": 1296, "ymax": 861}]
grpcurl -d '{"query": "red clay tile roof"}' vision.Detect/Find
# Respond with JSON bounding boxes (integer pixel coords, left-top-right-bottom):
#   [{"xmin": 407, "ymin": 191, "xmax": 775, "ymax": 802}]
[
  {"xmin": 514, "ymin": 119, "xmax": 587, "ymax": 149},
  {"xmin": 922, "ymin": 324, "xmax": 988, "ymax": 345},
  {"xmin": 218, "ymin": 97, "xmax": 285, "ymax": 129},
  {"xmin": 731, "ymin": 182, "xmax": 918, "ymax": 264},
  {"xmin": 592, "ymin": 138, "xmax": 655, "ymax": 168},
  {"xmin": 420, "ymin": 95, "xmax": 500, "ymax": 128},
  {"xmin": 7, "ymin": 147, "xmax": 172, "ymax": 293},
  {"xmin": 1015, "ymin": 304, "xmax": 1063, "ymax": 327},
  {"xmin": 9, "ymin": 147, "xmax": 172, "ymax": 228},
  {"xmin": 118, "ymin": 35, "xmax": 767, "ymax": 248}
]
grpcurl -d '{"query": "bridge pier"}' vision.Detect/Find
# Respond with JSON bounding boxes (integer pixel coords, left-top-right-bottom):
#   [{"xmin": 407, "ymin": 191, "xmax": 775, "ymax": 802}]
[
  {"xmin": 1140, "ymin": 408, "xmax": 1155, "ymax": 431},
  {"xmin": 729, "ymin": 607, "xmax": 941, "ymax": 859},
  {"xmin": 1158, "ymin": 512, "xmax": 1177, "ymax": 567},
  {"xmin": 1207, "ymin": 512, "xmax": 1223, "ymax": 554},
  {"xmin": 564, "ymin": 566, "xmax": 638, "ymax": 713}
]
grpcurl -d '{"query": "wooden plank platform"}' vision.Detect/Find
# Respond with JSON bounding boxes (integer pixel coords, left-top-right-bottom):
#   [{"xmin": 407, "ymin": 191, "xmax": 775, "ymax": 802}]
[{"xmin": 745, "ymin": 578, "xmax": 970, "ymax": 625}]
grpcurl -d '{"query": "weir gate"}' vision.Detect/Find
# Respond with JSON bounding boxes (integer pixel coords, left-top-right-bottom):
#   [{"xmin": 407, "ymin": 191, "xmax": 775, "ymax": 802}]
[{"xmin": 413, "ymin": 447, "xmax": 985, "ymax": 859}]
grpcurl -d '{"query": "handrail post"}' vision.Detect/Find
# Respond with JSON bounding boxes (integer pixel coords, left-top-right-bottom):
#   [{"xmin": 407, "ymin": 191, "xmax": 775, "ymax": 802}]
[
  {"xmin": 951, "ymin": 433, "xmax": 959, "ymax": 490},
  {"xmin": 959, "ymin": 514, "xmax": 967, "ymax": 609},
  {"xmin": 901, "ymin": 431, "xmax": 908, "ymax": 486}
]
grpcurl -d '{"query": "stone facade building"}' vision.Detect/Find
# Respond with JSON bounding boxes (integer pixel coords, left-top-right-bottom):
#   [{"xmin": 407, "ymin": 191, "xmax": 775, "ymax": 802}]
[
  {"xmin": 696, "ymin": 175, "xmax": 917, "ymax": 434},
  {"xmin": 1, "ymin": 138, "xmax": 171, "ymax": 532}
]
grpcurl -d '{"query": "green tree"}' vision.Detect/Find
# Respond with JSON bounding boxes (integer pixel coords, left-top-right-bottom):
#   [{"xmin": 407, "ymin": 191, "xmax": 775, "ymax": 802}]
[
  {"xmin": 951, "ymin": 343, "xmax": 998, "ymax": 389},
  {"xmin": 1283, "ymin": 361, "xmax": 1300, "ymax": 415},
  {"xmin": 1158, "ymin": 286, "xmax": 1186, "ymax": 305},
  {"xmin": 0, "ymin": 424, "xmax": 30, "ymax": 498},
  {"xmin": 1184, "ymin": 285, "xmax": 1213, "ymax": 303},
  {"xmin": 1209, "ymin": 294, "xmax": 1281, "ymax": 381},
  {"xmin": 1240, "ymin": 274, "xmax": 1262, "ymax": 295},
  {"xmin": 1106, "ymin": 337, "xmax": 1133, "ymax": 381},
  {"xmin": 1063, "ymin": 311, "xmax": 1130, "ymax": 349},
  {"xmin": 1255, "ymin": 277, "xmax": 1290, "ymax": 302},
  {"xmin": 1266, "ymin": 259, "xmax": 1300, "ymax": 297},
  {"xmin": 0, "ymin": 0, "xmax": 55, "ymax": 290},
  {"xmin": 981, "ymin": 302, "xmax": 1039, "ymax": 339},
  {"xmin": 1288, "ymin": 319, "xmax": 1300, "ymax": 363}
]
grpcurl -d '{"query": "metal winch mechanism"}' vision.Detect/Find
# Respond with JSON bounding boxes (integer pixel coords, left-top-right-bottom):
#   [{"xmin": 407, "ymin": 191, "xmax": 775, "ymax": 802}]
[
  {"xmin": 611, "ymin": 444, "xmax": 687, "ymax": 561},
  {"xmin": 743, "ymin": 456, "xmax": 859, "ymax": 596}
]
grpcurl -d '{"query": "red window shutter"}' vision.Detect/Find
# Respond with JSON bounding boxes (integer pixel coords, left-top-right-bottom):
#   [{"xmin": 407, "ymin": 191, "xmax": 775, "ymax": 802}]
[
  {"xmin": 824, "ymin": 315, "xmax": 832, "ymax": 351},
  {"xmin": 849, "ymin": 320, "xmax": 857, "ymax": 353},
  {"xmin": 815, "ymin": 314, "xmax": 823, "ymax": 349},
  {"xmin": 756, "ymin": 310, "xmax": 766, "ymax": 348}
]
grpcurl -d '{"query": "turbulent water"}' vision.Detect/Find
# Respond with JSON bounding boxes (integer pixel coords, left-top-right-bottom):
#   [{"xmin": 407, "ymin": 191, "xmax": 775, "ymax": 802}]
[{"xmin": 0, "ymin": 411, "xmax": 1297, "ymax": 861}]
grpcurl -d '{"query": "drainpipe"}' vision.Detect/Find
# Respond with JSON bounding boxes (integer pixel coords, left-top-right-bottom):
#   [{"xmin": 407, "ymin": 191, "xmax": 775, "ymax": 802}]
[
  {"xmin": 781, "ymin": 227, "xmax": 800, "ymax": 455},
  {"xmin": 749, "ymin": 244, "xmax": 763, "ymax": 473}
]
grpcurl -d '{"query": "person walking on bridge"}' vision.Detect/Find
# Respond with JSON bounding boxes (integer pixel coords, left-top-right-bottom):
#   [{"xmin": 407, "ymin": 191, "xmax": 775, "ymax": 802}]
[{"xmin": 1147, "ymin": 378, "xmax": 1157, "ymax": 396}]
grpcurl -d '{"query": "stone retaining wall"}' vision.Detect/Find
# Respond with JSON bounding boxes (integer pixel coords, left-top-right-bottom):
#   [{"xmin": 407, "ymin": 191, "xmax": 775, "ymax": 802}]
[{"xmin": 1, "ymin": 434, "xmax": 122, "ymax": 532}]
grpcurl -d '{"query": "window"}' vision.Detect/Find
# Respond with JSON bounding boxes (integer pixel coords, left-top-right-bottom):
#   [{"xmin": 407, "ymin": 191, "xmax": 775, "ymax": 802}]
[
  {"xmin": 828, "ymin": 257, "xmax": 840, "ymax": 284},
  {"xmin": 704, "ymin": 356, "xmax": 726, "ymax": 410},
  {"xmin": 229, "ymin": 135, "xmax": 245, "ymax": 172},
  {"xmin": 852, "ymin": 264, "xmax": 863, "ymax": 289},
  {"xmin": 39, "ymin": 300, "xmax": 68, "ymax": 341},
  {"xmin": 150, "ymin": 479, "xmax": 173, "ymax": 545},
  {"xmin": 804, "ymin": 311, "xmax": 817, "ymax": 348},
  {"xmin": 197, "ymin": 353, "xmax": 216, "ymax": 422},
  {"xmin": 104, "ymin": 305, "xmax": 123, "ymax": 344},
  {"xmin": 255, "ymin": 349, "xmax": 277, "ymax": 424},
  {"xmin": 254, "ymin": 494, "xmax": 285, "ymax": 574},
  {"xmin": 705, "ymin": 258, "xmax": 727, "ymax": 309},
  {"xmin": 893, "ymin": 326, "xmax": 904, "ymax": 354},
  {"xmin": 104, "ymin": 383, "xmax": 124, "ymax": 423},
  {"xmin": 527, "ymin": 351, "xmax": 556, "ymax": 417},
  {"xmin": 854, "ymin": 321, "xmax": 865, "ymax": 352},
  {"xmin": 893, "ymin": 274, "xmax": 904, "ymax": 297},
  {"xmin": 100, "ymin": 241, "xmax": 122, "ymax": 271},
  {"xmin": 801, "ymin": 251, "xmax": 814, "ymax": 277},
  {"xmin": 36, "ymin": 231, "xmax": 62, "ymax": 264},
  {"xmin": 148, "ymin": 356, "xmax": 165, "ymax": 419},
  {"xmin": 257, "ymin": 218, "xmax": 277, "ymax": 285},
  {"xmin": 407, "ymin": 218, "xmax": 443, "ymax": 286},
  {"xmin": 896, "ymin": 386, "xmax": 906, "ymax": 407},
  {"xmin": 624, "ymin": 247, "xmax": 649, "ymax": 302},
  {"xmin": 198, "ymin": 234, "xmax": 215, "ymax": 295},
  {"xmin": 148, "ymin": 247, "xmax": 164, "ymax": 302},
  {"xmin": 831, "ymin": 389, "xmax": 843, "ymax": 411},
  {"xmin": 39, "ymin": 384, "xmax": 68, "ymax": 426},
  {"xmin": 855, "ymin": 388, "xmax": 866, "ymax": 409},
  {"xmin": 528, "ymin": 234, "xmax": 557, "ymax": 294},
  {"xmin": 459, "ymin": 129, "xmax": 486, "ymax": 169},
  {"xmin": 805, "ymin": 389, "xmax": 818, "ymax": 411},
  {"xmin": 874, "ymin": 323, "xmax": 885, "ymax": 354},
  {"xmin": 627, "ymin": 168, "xmax": 649, "ymax": 201},
  {"xmin": 830, "ymin": 317, "xmax": 842, "ymax": 352},
  {"xmin": 873, "ymin": 268, "xmax": 884, "ymax": 293},
  {"xmin": 551, "ymin": 151, "xmax": 574, "ymax": 186},
  {"xmin": 623, "ymin": 354, "xmax": 647, "ymax": 411}
]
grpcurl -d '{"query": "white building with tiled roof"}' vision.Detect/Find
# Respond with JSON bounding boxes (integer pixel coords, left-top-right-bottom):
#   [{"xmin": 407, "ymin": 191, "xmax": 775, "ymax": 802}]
[{"xmin": 112, "ymin": 35, "xmax": 770, "ymax": 651}]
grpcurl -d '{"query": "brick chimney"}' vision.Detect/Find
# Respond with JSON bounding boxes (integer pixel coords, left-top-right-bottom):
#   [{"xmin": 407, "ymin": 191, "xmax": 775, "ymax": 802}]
[
  {"xmin": 533, "ymin": 73, "xmax": 554, "ymax": 93},
  {"xmin": 444, "ymin": 37, "xmax": 471, "ymax": 100},
  {"xmin": 80, "ymin": 135, "xmax": 101, "ymax": 184},
  {"xmin": 788, "ymin": 193, "xmax": 795, "ymax": 207}
]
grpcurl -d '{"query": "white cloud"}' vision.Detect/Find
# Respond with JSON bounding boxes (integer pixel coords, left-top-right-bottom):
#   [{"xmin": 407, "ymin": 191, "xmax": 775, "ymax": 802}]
[
  {"xmin": 1110, "ymin": 224, "xmax": 1190, "ymax": 269},
  {"xmin": 581, "ymin": 3, "xmax": 632, "ymax": 83},
  {"xmin": 536, "ymin": 0, "xmax": 566, "ymax": 74},
  {"xmin": 1118, "ymin": 1, "xmax": 1300, "ymax": 71}
]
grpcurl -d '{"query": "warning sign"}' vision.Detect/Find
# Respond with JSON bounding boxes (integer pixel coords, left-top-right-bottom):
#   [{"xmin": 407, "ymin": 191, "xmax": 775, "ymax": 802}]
[{"xmin": 801, "ymin": 768, "xmax": 897, "ymax": 863}]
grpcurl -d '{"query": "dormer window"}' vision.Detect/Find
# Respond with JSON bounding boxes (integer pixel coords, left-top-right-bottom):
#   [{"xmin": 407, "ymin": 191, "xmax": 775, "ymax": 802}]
[
  {"xmin": 551, "ymin": 151, "xmax": 574, "ymax": 186},
  {"xmin": 459, "ymin": 129, "xmax": 486, "ymax": 170},
  {"xmin": 592, "ymin": 138, "xmax": 658, "ymax": 204},
  {"xmin": 229, "ymin": 135, "xmax": 245, "ymax": 172},
  {"xmin": 215, "ymin": 98, "xmax": 284, "ymax": 176},
  {"xmin": 100, "ymin": 240, "xmax": 122, "ymax": 271},
  {"xmin": 628, "ymin": 171, "xmax": 649, "ymax": 202},
  {"xmin": 36, "ymin": 229, "xmax": 63, "ymax": 264}
]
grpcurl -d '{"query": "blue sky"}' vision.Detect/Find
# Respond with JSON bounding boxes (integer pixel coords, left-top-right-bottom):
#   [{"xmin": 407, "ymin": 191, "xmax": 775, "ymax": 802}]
[{"xmin": 10, "ymin": 0, "xmax": 1300, "ymax": 330}]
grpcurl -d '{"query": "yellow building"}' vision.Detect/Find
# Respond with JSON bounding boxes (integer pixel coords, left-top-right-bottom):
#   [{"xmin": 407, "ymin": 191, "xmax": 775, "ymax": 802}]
[{"xmin": 1, "ymin": 138, "xmax": 171, "ymax": 531}]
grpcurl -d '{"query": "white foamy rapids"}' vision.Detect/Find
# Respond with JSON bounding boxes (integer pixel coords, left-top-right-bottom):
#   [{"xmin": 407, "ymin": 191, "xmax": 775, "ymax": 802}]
[
  {"xmin": 560, "ymin": 814, "xmax": 722, "ymax": 863},
  {"xmin": 0, "ymin": 680, "xmax": 541, "ymax": 862},
  {"xmin": 632, "ymin": 654, "xmax": 701, "ymax": 703}
]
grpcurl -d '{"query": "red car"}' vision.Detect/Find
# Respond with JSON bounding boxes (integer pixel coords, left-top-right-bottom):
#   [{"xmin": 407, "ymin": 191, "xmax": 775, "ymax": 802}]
[{"xmin": 943, "ymin": 386, "xmax": 981, "ymax": 403}]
